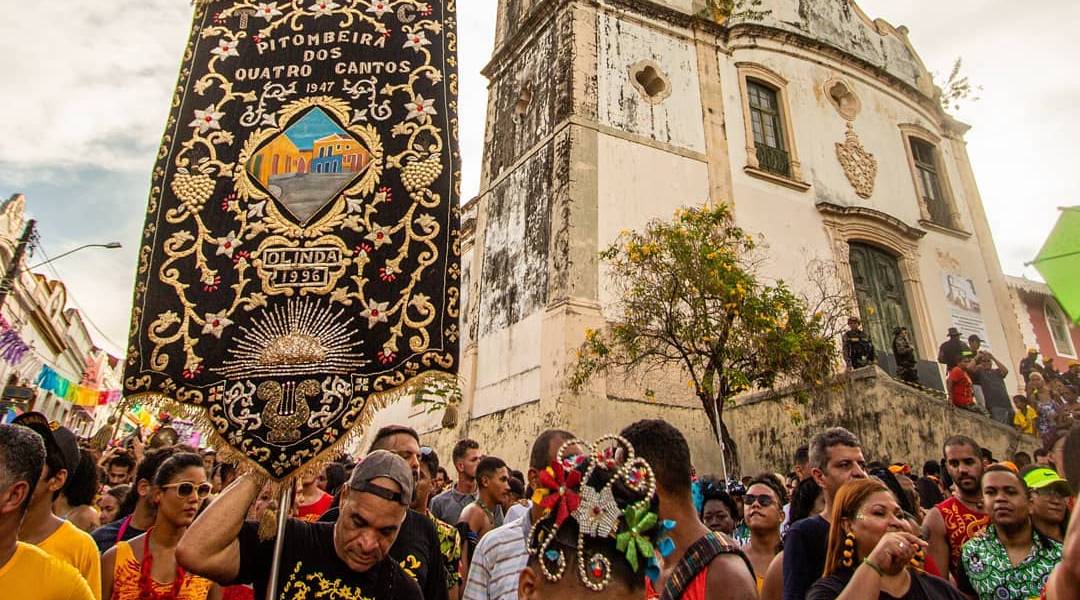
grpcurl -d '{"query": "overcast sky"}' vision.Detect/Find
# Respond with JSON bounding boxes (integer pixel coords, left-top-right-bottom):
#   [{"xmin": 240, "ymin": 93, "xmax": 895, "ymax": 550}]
[{"xmin": 0, "ymin": 0, "xmax": 1073, "ymax": 357}]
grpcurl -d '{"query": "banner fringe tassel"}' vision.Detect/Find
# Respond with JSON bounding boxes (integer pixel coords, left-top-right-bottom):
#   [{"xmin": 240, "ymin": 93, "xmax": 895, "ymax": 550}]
[{"xmin": 125, "ymin": 369, "xmax": 458, "ymax": 538}]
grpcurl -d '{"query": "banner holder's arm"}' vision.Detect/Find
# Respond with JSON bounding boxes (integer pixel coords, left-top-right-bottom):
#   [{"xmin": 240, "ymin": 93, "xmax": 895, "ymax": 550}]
[{"xmin": 266, "ymin": 485, "xmax": 294, "ymax": 600}]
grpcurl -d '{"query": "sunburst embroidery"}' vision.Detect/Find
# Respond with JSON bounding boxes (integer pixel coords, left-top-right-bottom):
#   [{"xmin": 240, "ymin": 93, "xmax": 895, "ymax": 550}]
[{"xmin": 215, "ymin": 298, "xmax": 367, "ymax": 378}]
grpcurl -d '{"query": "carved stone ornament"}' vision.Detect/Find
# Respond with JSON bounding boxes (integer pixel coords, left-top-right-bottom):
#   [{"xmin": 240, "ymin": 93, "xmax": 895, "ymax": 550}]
[{"xmin": 835, "ymin": 123, "xmax": 877, "ymax": 199}]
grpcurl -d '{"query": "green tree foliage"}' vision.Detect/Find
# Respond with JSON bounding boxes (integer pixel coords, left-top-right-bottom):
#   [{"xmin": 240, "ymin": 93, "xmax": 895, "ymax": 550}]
[
  {"xmin": 568, "ymin": 205, "xmax": 838, "ymax": 474},
  {"xmin": 701, "ymin": 0, "xmax": 770, "ymax": 22},
  {"xmin": 937, "ymin": 57, "xmax": 981, "ymax": 113},
  {"xmin": 411, "ymin": 378, "xmax": 462, "ymax": 414}
]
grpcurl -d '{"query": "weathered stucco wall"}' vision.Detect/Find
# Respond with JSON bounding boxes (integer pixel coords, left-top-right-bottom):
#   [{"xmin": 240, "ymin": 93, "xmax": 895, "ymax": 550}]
[
  {"xmin": 720, "ymin": 36, "xmax": 1024, "ymax": 390},
  {"xmin": 647, "ymin": 0, "xmax": 698, "ymax": 15},
  {"xmin": 412, "ymin": 394, "xmax": 725, "ymax": 477},
  {"xmin": 485, "ymin": 8, "xmax": 565, "ymax": 183},
  {"xmin": 596, "ymin": 12, "xmax": 706, "ymax": 152},
  {"xmin": 376, "ymin": 0, "xmax": 1030, "ymax": 477},
  {"xmin": 729, "ymin": 367, "xmax": 1039, "ymax": 475},
  {"xmin": 732, "ymin": 0, "xmax": 930, "ymax": 93},
  {"xmin": 596, "ymin": 134, "xmax": 709, "ymax": 311},
  {"xmin": 365, "ymin": 364, "xmax": 1037, "ymax": 480},
  {"xmin": 476, "ymin": 146, "xmax": 553, "ymax": 339}
]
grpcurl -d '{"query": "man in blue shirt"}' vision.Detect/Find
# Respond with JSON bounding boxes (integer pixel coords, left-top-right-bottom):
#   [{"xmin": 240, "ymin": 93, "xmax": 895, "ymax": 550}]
[{"xmin": 782, "ymin": 428, "xmax": 867, "ymax": 600}]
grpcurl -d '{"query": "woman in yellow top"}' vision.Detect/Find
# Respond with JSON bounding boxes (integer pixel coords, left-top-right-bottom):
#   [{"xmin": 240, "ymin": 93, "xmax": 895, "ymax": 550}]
[
  {"xmin": 1013, "ymin": 394, "xmax": 1038, "ymax": 434},
  {"xmin": 102, "ymin": 452, "xmax": 220, "ymax": 600}
]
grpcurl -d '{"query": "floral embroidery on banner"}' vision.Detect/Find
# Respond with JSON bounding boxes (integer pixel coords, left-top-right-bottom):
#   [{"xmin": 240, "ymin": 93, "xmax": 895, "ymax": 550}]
[{"xmin": 125, "ymin": 0, "xmax": 462, "ymax": 480}]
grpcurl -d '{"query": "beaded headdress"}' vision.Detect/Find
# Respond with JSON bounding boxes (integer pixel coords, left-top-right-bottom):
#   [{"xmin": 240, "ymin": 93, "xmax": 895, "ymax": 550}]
[{"xmin": 527, "ymin": 435, "xmax": 667, "ymax": 591}]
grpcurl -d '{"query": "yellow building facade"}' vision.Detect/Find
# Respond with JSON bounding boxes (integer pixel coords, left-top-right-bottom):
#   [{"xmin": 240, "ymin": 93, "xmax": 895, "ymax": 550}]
[{"xmin": 248, "ymin": 134, "xmax": 314, "ymax": 184}]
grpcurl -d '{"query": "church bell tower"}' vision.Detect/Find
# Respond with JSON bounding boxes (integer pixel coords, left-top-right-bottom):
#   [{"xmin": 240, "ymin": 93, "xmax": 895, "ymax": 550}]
[{"xmin": 455, "ymin": 0, "xmax": 730, "ymax": 467}]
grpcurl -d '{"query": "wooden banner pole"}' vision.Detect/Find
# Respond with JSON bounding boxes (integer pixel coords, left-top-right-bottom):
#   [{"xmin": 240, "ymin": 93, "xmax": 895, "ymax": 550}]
[{"xmin": 265, "ymin": 484, "xmax": 294, "ymax": 600}]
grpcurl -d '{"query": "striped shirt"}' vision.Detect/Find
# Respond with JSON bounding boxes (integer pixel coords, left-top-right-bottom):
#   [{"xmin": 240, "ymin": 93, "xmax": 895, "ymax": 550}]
[{"xmin": 462, "ymin": 511, "xmax": 531, "ymax": 600}]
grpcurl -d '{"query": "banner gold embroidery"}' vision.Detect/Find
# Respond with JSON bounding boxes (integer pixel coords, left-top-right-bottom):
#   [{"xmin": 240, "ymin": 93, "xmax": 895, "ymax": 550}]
[{"xmin": 126, "ymin": 0, "xmax": 460, "ymax": 479}]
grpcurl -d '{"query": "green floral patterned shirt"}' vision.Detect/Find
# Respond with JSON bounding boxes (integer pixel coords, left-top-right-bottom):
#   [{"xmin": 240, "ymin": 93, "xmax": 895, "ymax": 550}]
[
  {"xmin": 958, "ymin": 523, "xmax": 1062, "ymax": 600},
  {"xmin": 428, "ymin": 513, "xmax": 462, "ymax": 589}
]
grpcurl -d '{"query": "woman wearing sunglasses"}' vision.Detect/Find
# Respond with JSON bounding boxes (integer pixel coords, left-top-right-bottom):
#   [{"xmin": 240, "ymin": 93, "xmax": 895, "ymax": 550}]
[
  {"xmin": 741, "ymin": 475, "xmax": 787, "ymax": 594},
  {"xmin": 102, "ymin": 452, "xmax": 220, "ymax": 600}
]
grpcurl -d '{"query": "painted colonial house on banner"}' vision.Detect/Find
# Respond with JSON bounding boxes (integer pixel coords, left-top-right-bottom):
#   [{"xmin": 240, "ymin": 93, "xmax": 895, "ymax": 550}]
[{"xmin": 365, "ymin": 0, "xmax": 1027, "ymax": 469}]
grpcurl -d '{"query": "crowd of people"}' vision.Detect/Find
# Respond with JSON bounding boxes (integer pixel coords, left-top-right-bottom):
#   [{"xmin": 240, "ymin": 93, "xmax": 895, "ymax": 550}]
[
  {"xmin": 1, "ymin": 408, "xmax": 1078, "ymax": 600},
  {"xmin": 844, "ymin": 318, "xmax": 1080, "ymax": 438}
]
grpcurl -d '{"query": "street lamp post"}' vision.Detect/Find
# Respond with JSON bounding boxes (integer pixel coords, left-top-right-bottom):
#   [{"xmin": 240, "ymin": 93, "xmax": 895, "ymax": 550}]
[
  {"xmin": 0, "ymin": 236, "xmax": 125, "ymax": 362},
  {"xmin": 26, "ymin": 241, "xmax": 123, "ymax": 271},
  {"xmin": 0, "ymin": 231, "xmax": 123, "ymax": 308},
  {"xmin": 0, "ymin": 228, "xmax": 123, "ymax": 423}
]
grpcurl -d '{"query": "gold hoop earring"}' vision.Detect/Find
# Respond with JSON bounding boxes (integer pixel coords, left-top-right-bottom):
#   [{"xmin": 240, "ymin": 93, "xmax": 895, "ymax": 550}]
[
  {"xmin": 842, "ymin": 533, "xmax": 855, "ymax": 568},
  {"xmin": 910, "ymin": 546, "xmax": 926, "ymax": 571}
]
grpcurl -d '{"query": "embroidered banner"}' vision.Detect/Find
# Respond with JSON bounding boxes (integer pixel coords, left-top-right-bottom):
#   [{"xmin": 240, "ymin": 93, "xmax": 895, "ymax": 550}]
[{"xmin": 125, "ymin": 0, "xmax": 460, "ymax": 479}]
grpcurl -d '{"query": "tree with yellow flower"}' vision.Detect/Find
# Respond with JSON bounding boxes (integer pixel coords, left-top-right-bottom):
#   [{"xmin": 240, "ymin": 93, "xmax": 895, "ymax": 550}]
[{"xmin": 568, "ymin": 204, "xmax": 838, "ymax": 475}]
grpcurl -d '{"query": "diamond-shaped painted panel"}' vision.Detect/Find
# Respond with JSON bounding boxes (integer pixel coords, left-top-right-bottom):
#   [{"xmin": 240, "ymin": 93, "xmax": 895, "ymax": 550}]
[{"xmin": 246, "ymin": 107, "xmax": 372, "ymax": 224}]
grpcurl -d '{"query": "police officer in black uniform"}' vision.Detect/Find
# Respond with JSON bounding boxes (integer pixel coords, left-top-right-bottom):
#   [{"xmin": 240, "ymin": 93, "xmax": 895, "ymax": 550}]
[{"xmin": 842, "ymin": 316, "xmax": 876, "ymax": 370}]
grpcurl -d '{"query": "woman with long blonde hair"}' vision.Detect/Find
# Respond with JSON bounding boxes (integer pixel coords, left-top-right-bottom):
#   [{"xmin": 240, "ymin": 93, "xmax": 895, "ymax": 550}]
[{"xmin": 808, "ymin": 479, "xmax": 961, "ymax": 600}]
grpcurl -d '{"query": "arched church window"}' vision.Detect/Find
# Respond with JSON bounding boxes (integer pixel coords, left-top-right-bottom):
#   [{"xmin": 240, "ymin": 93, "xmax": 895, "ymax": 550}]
[
  {"xmin": 735, "ymin": 63, "xmax": 807, "ymax": 189},
  {"xmin": 909, "ymin": 138, "xmax": 953, "ymax": 228}
]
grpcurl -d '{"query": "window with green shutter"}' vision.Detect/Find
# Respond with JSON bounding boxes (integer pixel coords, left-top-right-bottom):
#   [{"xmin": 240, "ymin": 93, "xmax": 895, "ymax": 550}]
[
  {"xmin": 747, "ymin": 81, "xmax": 791, "ymax": 177},
  {"xmin": 910, "ymin": 138, "xmax": 953, "ymax": 227}
]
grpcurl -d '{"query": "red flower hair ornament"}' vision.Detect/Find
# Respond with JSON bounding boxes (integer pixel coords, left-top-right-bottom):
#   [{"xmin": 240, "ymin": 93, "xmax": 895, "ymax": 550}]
[
  {"xmin": 526, "ymin": 435, "xmax": 662, "ymax": 592},
  {"xmin": 535, "ymin": 459, "xmax": 583, "ymax": 526}
]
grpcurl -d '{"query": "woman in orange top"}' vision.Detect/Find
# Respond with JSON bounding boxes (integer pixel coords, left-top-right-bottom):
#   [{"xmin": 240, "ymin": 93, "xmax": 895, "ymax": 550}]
[{"xmin": 102, "ymin": 452, "xmax": 220, "ymax": 600}]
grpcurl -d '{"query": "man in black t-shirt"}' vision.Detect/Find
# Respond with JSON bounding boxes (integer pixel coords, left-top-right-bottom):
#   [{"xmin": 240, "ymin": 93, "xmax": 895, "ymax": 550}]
[
  {"xmin": 938, "ymin": 327, "xmax": 967, "ymax": 371},
  {"xmin": 842, "ymin": 317, "xmax": 876, "ymax": 370},
  {"xmin": 177, "ymin": 450, "xmax": 422, "ymax": 600},
  {"xmin": 1019, "ymin": 348, "xmax": 1043, "ymax": 383},
  {"xmin": 783, "ymin": 428, "xmax": 868, "ymax": 600},
  {"xmin": 318, "ymin": 500, "xmax": 445, "ymax": 600},
  {"xmin": 366, "ymin": 425, "xmax": 449, "ymax": 600}
]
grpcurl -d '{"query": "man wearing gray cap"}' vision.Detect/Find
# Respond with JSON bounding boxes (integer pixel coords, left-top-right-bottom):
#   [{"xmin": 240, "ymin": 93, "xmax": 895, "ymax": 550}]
[
  {"xmin": 320, "ymin": 425, "xmax": 449, "ymax": 600},
  {"xmin": 177, "ymin": 450, "xmax": 423, "ymax": 600}
]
